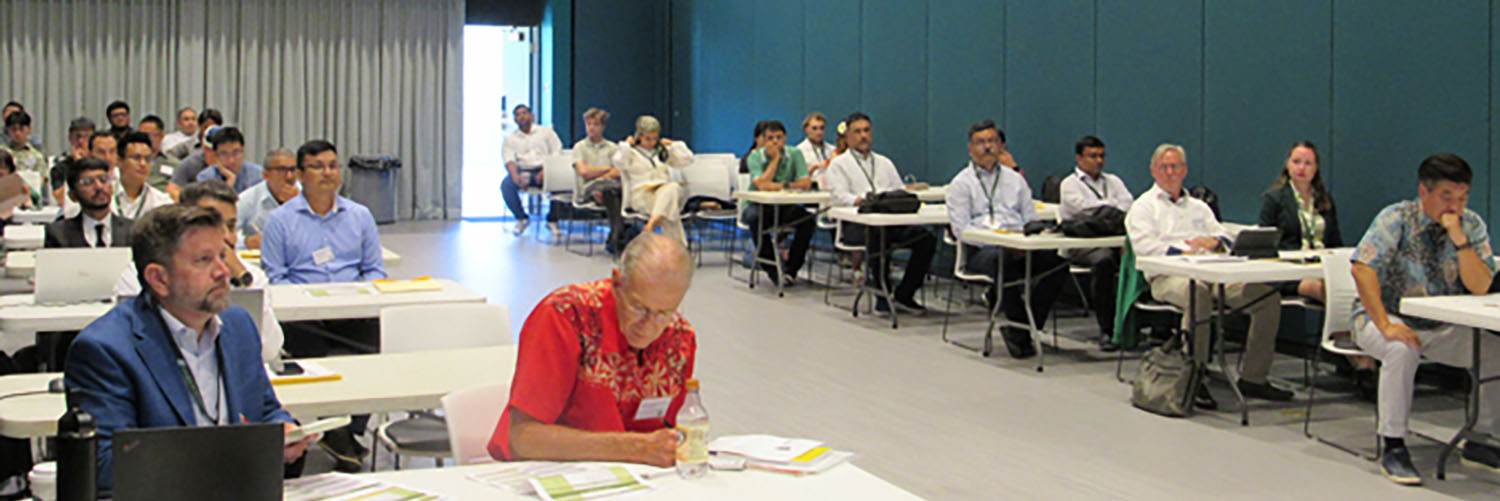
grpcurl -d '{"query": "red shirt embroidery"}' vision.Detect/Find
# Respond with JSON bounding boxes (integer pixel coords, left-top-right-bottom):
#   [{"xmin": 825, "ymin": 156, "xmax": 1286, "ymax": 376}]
[{"xmin": 488, "ymin": 279, "xmax": 696, "ymax": 461}]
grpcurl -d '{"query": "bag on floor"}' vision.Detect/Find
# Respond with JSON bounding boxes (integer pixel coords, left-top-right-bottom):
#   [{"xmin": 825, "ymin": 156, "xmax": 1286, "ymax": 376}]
[{"xmin": 1131, "ymin": 336, "xmax": 1201, "ymax": 417}]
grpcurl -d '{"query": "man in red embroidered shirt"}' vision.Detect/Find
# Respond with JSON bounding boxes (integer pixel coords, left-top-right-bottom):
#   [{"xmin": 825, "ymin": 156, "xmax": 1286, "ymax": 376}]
[{"xmin": 489, "ymin": 233, "xmax": 696, "ymax": 466}]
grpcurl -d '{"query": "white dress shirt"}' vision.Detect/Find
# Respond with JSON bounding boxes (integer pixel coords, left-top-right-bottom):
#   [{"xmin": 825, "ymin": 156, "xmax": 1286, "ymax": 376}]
[
  {"xmin": 161, "ymin": 131, "xmax": 195, "ymax": 159},
  {"xmin": 1125, "ymin": 184, "xmax": 1233, "ymax": 278},
  {"xmin": 946, "ymin": 162, "xmax": 1035, "ymax": 237},
  {"xmin": 502, "ymin": 125, "xmax": 563, "ymax": 169},
  {"xmin": 82, "ymin": 211, "xmax": 114, "ymax": 248},
  {"xmin": 159, "ymin": 307, "xmax": 229, "ymax": 426},
  {"xmin": 112, "ymin": 181, "xmax": 173, "ymax": 221},
  {"xmin": 611, "ymin": 141, "xmax": 695, "ymax": 204},
  {"xmin": 824, "ymin": 150, "xmax": 904, "ymax": 207},
  {"xmin": 1058, "ymin": 167, "xmax": 1133, "ymax": 221},
  {"xmin": 795, "ymin": 138, "xmax": 836, "ymax": 166}
]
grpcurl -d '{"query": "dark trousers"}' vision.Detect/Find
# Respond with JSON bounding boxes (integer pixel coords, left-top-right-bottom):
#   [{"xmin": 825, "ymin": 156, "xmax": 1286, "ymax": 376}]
[
  {"xmin": 1072, "ymin": 248, "xmax": 1121, "ymax": 335},
  {"xmin": 966, "ymin": 246, "xmax": 1067, "ymax": 328},
  {"xmin": 282, "ymin": 319, "xmax": 380, "ymax": 435},
  {"xmin": 597, "ymin": 186, "xmax": 626, "ymax": 250},
  {"xmin": 843, "ymin": 223, "xmax": 937, "ymax": 301},
  {"xmin": 743, "ymin": 204, "xmax": 816, "ymax": 279},
  {"xmin": 501, "ymin": 168, "xmax": 561, "ymax": 223}
]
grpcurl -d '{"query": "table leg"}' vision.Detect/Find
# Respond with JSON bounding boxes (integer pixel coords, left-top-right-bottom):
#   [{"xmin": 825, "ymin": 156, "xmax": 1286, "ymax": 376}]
[
  {"xmin": 882, "ymin": 226, "xmax": 897, "ymax": 329},
  {"xmin": 1185, "ymin": 279, "xmax": 1202, "ymax": 411},
  {"xmin": 1217, "ymin": 283, "xmax": 1248, "ymax": 426},
  {"xmin": 772, "ymin": 205, "xmax": 785, "ymax": 298},
  {"xmin": 1024, "ymin": 251, "xmax": 1043, "ymax": 372},
  {"xmin": 1436, "ymin": 327, "xmax": 1482, "ymax": 480}
]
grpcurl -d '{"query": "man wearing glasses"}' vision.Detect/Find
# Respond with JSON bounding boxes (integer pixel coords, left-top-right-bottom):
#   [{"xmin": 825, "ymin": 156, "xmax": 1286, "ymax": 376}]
[
  {"xmin": 489, "ymin": 233, "xmax": 696, "ymax": 467},
  {"xmin": 195, "ymin": 127, "xmax": 264, "ymax": 193},
  {"xmin": 260, "ymin": 139, "xmax": 386, "ymax": 472},
  {"xmin": 46, "ymin": 157, "xmax": 133, "ymax": 248},
  {"xmin": 1058, "ymin": 136, "xmax": 1133, "ymax": 351},
  {"xmin": 236, "ymin": 148, "xmax": 300, "ymax": 250}
]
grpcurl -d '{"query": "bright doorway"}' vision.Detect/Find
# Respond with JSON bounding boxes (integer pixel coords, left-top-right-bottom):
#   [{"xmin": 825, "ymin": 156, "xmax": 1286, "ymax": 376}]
[{"xmin": 462, "ymin": 25, "xmax": 537, "ymax": 219}]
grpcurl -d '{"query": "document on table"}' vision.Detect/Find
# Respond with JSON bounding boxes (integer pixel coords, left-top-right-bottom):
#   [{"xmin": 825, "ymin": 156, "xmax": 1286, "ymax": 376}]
[
  {"xmin": 304, "ymin": 284, "xmax": 374, "ymax": 297},
  {"xmin": 528, "ymin": 465, "xmax": 655, "ymax": 501},
  {"xmin": 468, "ymin": 462, "xmax": 671, "ymax": 496},
  {"xmin": 1181, "ymin": 255, "xmax": 1246, "ymax": 264},
  {"xmin": 266, "ymin": 360, "xmax": 342, "ymax": 385},
  {"xmin": 708, "ymin": 435, "xmax": 854, "ymax": 475},
  {"xmin": 284, "ymin": 472, "xmax": 448, "ymax": 501},
  {"xmin": 372, "ymin": 277, "xmax": 443, "ymax": 293}
]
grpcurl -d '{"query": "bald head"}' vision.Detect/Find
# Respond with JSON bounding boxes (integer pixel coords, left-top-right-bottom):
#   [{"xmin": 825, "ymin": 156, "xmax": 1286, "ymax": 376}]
[{"xmin": 618, "ymin": 233, "xmax": 693, "ymax": 289}]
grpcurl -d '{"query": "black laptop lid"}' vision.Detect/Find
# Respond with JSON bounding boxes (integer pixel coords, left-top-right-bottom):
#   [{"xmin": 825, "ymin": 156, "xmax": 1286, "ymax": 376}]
[
  {"xmin": 1231, "ymin": 227, "xmax": 1281, "ymax": 258},
  {"xmin": 113, "ymin": 423, "xmax": 283, "ymax": 501}
]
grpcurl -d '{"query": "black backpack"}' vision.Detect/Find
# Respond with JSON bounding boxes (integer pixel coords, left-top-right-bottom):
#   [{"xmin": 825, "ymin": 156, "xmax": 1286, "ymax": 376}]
[
  {"xmin": 1059, "ymin": 205, "xmax": 1127, "ymax": 238},
  {"xmin": 1040, "ymin": 175, "xmax": 1063, "ymax": 204},
  {"xmin": 1188, "ymin": 185, "xmax": 1220, "ymax": 221},
  {"xmin": 857, "ymin": 190, "xmax": 921, "ymax": 214}
]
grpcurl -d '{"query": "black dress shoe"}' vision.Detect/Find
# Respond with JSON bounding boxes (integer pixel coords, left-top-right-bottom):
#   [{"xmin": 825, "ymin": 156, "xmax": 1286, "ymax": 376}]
[
  {"xmin": 874, "ymin": 298, "xmax": 891, "ymax": 314},
  {"xmin": 1238, "ymin": 379, "xmax": 1294, "ymax": 401},
  {"xmin": 1193, "ymin": 383, "xmax": 1218, "ymax": 410},
  {"xmin": 893, "ymin": 296, "xmax": 928, "ymax": 315},
  {"xmin": 319, "ymin": 429, "xmax": 366, "ymax": 473},
  {"xmin": 1099, "ymin": 334, "xmax": 1120, "ymax": 352},
  {"xmin": 1002, "ymin": 328, "xmax": 1036, "ymax": 359}
]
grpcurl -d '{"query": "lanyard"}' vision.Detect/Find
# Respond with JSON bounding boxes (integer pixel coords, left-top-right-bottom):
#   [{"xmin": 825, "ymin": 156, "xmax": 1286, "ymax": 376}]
[
  {"xmin": 854, "ymin": 153, "xmax": 876, "ymax": 191},
  {"xmin": 812, "ymin": 142, "xmax": 828, "ymax": 162},
  {"xmin": 976, "ymin": 164, "xmax": 1002, "ymax": 221},
  {"xmin": 1082, "ymin": 173, "xmax": 1107, "ymax": 199},
  {"xmin": 116, "ymin": 187, "xmax": 149, "ymax": 220},
  {"xmin": 153, "ymin": 305, "xmax": 224, "ymax": 425},
  {"xmin": 1293, "ymin": 189, "xmax": 1319, "ymax": 249}
]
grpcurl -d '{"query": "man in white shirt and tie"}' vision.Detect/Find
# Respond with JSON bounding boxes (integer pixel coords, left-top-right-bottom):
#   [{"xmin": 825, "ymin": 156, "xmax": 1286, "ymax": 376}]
[
  {"xmin": 501, "ymin": 104, "xmax": 565, "ymax": 238},
  {"xmin": 947, "ymin": 120, "xmax": 1066, "ymax": 359},
  {"xmin": 824, "ymin": 112, "xmax": 935, "ymax": 315},
  {"xmin": 1124, "ymin": 143, "xmax": 1291, "ymax": 409},
  {"xmin": 1058, "ymin": 136, "xmax": 1133, "ymax": 351}
]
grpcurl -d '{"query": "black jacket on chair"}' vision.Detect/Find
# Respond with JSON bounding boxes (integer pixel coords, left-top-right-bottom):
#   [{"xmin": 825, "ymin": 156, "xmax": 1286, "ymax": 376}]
[
  {"xmin": 1257, "ymin": 183, "xmax": 1342, "ymax": 251},
  {"xmin": 43, "ymin": 214, "xmax": 134, "ymax": 248}
]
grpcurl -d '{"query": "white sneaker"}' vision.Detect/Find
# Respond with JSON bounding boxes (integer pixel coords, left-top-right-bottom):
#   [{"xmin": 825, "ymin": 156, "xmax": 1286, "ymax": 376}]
[
  {"xmin": 513, "ymin": 219, "xmax": 530, "ymax": 235},
  {"xmin": 548, "ymin": 222, "xmax": 562, "ymax": 240}
]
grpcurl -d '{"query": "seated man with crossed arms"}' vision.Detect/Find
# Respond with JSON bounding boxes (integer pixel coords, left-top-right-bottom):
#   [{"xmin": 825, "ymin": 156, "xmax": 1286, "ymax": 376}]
[{"xmin": 489, "ymin": 234, "xmax": 697, "ymax": 467}]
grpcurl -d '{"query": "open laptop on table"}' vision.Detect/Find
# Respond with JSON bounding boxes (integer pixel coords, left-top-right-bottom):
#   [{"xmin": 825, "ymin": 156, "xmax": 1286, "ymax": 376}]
[
  {"xmin": 1229, "ymin": 227, "xmax": 1281, "ymax": 259},
  {"xmin": 33, "ymin": 248, "xmax": 132, "ymax": 305},
  {"xmin": 112, "ymin": 423, "xmax": 283, "ymax": 501}
]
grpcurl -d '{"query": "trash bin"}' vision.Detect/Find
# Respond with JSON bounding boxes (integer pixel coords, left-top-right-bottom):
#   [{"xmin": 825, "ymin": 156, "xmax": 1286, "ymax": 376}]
[{"xmin": 344, "ymin": 155, "xmax": 401, "ymax": 224}]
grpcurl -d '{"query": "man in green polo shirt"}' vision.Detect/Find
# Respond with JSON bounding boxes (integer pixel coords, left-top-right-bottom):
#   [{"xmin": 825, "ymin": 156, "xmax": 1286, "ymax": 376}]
[{"xmin": 744, "ymin": 121, "xmax": 815, "ymax": 286}]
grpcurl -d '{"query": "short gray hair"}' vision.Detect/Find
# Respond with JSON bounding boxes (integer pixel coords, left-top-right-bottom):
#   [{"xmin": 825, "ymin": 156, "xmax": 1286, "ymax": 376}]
[
  {"xmin": 1150, "ymin": 143, "xmax": 1187, "ymax": 168},
  {"xmin": 263, "ymin": 147, "xmax": 294, "ymax": 167},
  {"xmin": 634, "ymin": 115, "xmax": 662, "ymax": 137},
  {"xmin": 618, "ymin": 233, "xmax": 692, "ymax": 288}
]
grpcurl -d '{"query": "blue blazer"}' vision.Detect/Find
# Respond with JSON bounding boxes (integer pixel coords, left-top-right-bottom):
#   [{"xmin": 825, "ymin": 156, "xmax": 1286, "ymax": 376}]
[{"xmin": 63, "ymin": 294, "xmax": 294, "ymax": 491}]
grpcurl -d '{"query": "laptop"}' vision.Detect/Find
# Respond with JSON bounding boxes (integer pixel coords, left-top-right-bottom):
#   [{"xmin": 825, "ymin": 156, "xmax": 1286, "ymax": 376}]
[
  {"xmin": 112, "ymin": 423, "xmax": 283, "ymax": 501},
  {"xmin": 1229, "ymin": 227, "xmax": 1281, "ymax": 259},
  {"xmin": 34, "ymin": 248, "xmax": 132, "ymax": 305}
]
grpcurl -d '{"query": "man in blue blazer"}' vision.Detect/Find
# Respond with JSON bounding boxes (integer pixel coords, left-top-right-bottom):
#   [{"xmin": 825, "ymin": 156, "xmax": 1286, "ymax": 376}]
[{"xmin": 64, "ymin": 204, "xmax": 313, "ymax": 491}]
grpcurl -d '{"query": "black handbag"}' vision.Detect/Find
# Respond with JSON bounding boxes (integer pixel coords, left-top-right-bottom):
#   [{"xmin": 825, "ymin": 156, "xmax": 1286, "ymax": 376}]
[
  {"xmin": 857, "ymin": 190, "xmax": 921, "ymax": 214},
  {"xmin": 1058, "ymin": 205, "xmax": 1127, "ymax": 238}
]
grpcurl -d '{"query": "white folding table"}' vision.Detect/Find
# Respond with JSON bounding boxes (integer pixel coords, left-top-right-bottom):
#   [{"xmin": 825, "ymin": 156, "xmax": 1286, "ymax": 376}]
[
  {"xmin": 959, "ymin": 229, "xmax": 1124, "ymax": 370},
  {"xmin": 730, "ymin": 190, "xmax": 831, "ymax": 297},
  {"xmin": 1399, "ymin": 294, "xmax": 1500, "ymax": 480},
  {"xmin": 827, "ymin": 205, "xmax": 948, "ymax": 328}
]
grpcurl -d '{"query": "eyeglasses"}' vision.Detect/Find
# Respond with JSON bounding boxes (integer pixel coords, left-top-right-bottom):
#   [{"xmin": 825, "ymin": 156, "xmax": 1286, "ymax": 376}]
[
  {"xmin": 78, "ymin": 174, "xmax": 115, "ymax": 187},
  {"xmin": 302, "ymin": 163, "xmax": 340, "ymax": 172},
  {"xmin": 621, "ymin": 291, "xmax": 676, "ymax": 324},
  {"xmin": 265, "ymin": 166, "xmax": 299, "ymax": 174}
]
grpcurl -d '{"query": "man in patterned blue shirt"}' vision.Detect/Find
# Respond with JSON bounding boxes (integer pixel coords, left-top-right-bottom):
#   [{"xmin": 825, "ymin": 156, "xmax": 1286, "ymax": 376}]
[{"xmin": 1352, "ymin": 153, "xmax": 1500, "ymax": 485}]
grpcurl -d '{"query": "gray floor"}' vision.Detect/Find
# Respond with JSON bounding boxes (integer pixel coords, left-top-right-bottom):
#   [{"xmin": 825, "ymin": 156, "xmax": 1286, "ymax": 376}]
[{"xmin": 329, "ymin": 220, "xmax": 1499, "ymax": 499}]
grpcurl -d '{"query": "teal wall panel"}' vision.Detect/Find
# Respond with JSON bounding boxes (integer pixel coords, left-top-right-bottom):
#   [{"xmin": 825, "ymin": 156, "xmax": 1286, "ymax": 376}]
[
  {"xmin": 801, "ymin": 0, "xmax": 862, "ymax": 149},
  {"xmin": 571, "ymin": 0, "xmax": 669, "ymax": 142},
  {"xmin": 687, "ymin": 0, "xmax": 752, "ymax": 153},
  {"xmin": 1003, "ymin": 0, "xmax": 1095, "ymax": 186},
  {"xmin": 925, "ymin": 0, "xmax": 1004, "ymax": 183},
  {"xmin": 860, "ymin": 0, "xmax": 929, "ymax": 178},
  {"xmin": 1332, "ymin": 0, "xmax": 1490, "ymax": 236},
  {"xmin": 1096, "ymin": 0, "xmax": 1204, "ymax": 196},
  {"xmin": 750, "ymin": 0, "xmax": 806, "ymax": 145},
  {"xmin": 1202, "ymin": 0, "xmax": 1331, "ymax": 225}
]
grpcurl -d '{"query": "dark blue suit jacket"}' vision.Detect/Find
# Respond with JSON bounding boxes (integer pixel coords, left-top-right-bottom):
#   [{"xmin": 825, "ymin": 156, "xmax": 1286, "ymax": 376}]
[{"xmin": 63, "ymin": 294, "xmax": 294, "ymax": 491}]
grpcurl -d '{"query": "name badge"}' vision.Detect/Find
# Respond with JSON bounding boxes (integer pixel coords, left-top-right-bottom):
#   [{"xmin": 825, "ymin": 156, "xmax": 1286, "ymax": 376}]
[
  {"xmin": 159, "ymin": 166, "xmax": 175, "ymax": 176},
  {"xmin": 634, "ymin": 396, "xmax": 673, "ymax": 421},
  {"xmin": 312, "ymin": 246, "xmax": 335, "ymax": 265}
]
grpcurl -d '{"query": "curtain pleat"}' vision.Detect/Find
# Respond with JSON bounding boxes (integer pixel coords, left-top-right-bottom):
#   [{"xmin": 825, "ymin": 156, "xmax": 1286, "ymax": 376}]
[{"xmin": 0, "ymin": 0, "xmax": 462, "ymax": 219}]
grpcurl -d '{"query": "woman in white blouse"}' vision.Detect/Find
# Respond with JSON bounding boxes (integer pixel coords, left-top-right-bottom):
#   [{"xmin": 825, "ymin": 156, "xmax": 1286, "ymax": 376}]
[{"xmin": 612, "ymin": 115, "xmax": 694, "ymax": 245}]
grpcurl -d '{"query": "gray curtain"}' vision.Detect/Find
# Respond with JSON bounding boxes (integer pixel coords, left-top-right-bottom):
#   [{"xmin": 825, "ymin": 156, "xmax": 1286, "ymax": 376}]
[{"xmin": 0, "ymin": 0, "xmax": 463, "ymax": 220}]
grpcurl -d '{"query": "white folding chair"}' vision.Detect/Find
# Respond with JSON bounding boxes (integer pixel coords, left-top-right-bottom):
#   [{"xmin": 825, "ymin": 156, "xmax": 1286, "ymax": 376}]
[
  {"xmin": 940, "ymin": 232, "xmax": 995, "ymax": 345},
  {"xmin": 441, "ymin": 383, "xmax": 509, "ymax": 466},
  {"xmin": 1302, "ymin": 248, "xmax": 1382, "ymax": 458},
  {"xmin": 541, "ymin": 154, "xmax": 579, "ymax": 244},
  {"xmin": 374, "ymin": 303, "xmax": 512, "ymax": 470},
  {"xmin": 680, "ymin": 158, "xmax": 736, "ymax": 264}
]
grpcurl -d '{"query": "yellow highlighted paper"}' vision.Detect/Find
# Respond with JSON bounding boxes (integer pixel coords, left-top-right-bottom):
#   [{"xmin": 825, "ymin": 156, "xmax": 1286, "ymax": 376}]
[{"xmin": 372, "ymin": 276, "xmax": 442, "ymax": 293}]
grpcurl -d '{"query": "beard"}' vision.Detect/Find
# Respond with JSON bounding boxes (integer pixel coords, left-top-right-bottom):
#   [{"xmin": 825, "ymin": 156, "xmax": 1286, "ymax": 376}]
[{"xmin": 77, "ymin": 194, "xmax": 111, "ymax": 212}]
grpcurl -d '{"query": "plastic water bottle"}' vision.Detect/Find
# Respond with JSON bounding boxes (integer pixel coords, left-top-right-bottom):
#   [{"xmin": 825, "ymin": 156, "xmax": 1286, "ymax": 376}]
[{"xmin": 675, "ymin": 379, "xmax": 709, "ymax": 478}]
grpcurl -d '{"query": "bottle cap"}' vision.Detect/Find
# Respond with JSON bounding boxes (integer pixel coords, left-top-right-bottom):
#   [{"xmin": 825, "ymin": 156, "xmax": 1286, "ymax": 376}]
[{"xmin": 684, "ymin": 379, "xmax": 699, "ymax": 391}]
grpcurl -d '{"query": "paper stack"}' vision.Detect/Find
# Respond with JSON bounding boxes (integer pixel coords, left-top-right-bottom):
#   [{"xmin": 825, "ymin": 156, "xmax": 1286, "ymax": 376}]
[
  {"xmin": 284, "ymin": 472, "xmax": 447, "ymax": 500},
  {"xmin": 708, "ymin": 434, "xmax": 854, "ymax": 475}
]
